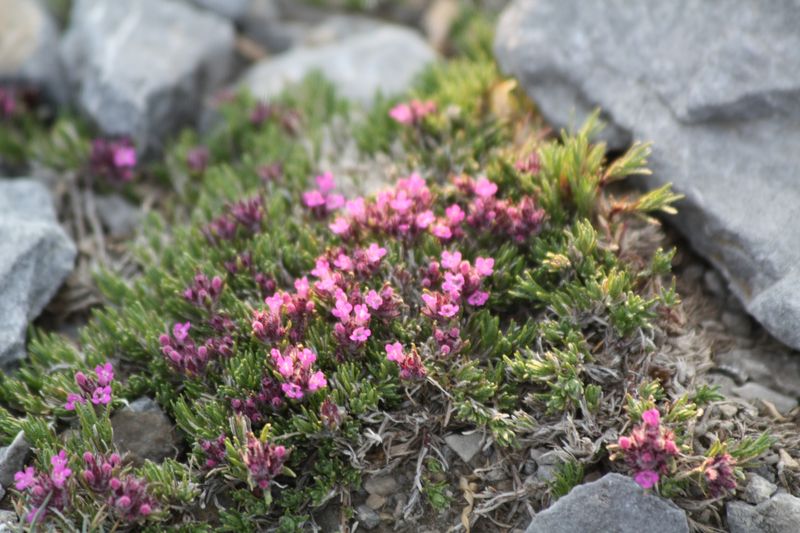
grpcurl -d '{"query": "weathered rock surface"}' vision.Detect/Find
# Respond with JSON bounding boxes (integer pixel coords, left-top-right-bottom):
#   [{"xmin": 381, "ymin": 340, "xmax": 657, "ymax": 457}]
[
  {"xmin": 727, "ymin": 492, "xmax": 800, "ymax": 533},
  {"xmin": 742, "ymin": 474, "xmax": 778, "ymax": 505},
  {"xmin": 495, "ymin": 0, "xmax": 800, "ymax": 351},
  {"xmin": 61, "ymin": 0, "xmax": 235, "ymax": 150},
  {"xmin": 0, "ymin": 432, "xmax": 30, "ymax": 490},
  {"xmin": 0, "ymin": 0, "xmax": 65, "ymax": 101},
  {"xmin": 111, "ymin": 397, "xmax": 179, "ymax": 466},
  {"xmin": 731, "ymin": 382, "xmax": 798, "ymax": 414},
  {"xmin": 188, "ymin": 0, "xmax": 252, "ymax": 20},
  {"xmin": 525, "ymin": 473, "xmax": 689, "ymax": 533},
  {"xmin": 94, "ymin": 193, "xmax": 142, "ymax": 238},
  {"xmin": 240, "ymin": 25, "xmax": 436, "ymax": 106},
  {"xmin": 445, "ymin": 431, "xmax": 483, "ymax": 464},
  {"xmin": 0, "ymin": 179, "xmax": 76, "ymax": 366}
]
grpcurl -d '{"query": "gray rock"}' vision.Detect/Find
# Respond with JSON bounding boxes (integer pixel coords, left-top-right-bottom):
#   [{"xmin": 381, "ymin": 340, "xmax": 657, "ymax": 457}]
[
  {"xmin": 94, "ymin": 193, "xmax": 141, "ymax": 238},
  {"xmin": 61, "ymin": 0, "xmax": 235, "ymax": 151},
  {"xmin": 126, "ymin": 396, "xmax": 160, "ymax": 413},
  {"xmin": 111, "ymin": 398, "xmax": 178, "ymax": 466},
  {"xmin": 0, "ymin": 510, "xmax": 18, "ymax": 532},
  {"xmin": 0, "ymin": 0, "xmax": 66, "ymax": 101},
  {"xmin": 525, "ymin": 473, "xmax": 689, "ymax": 533},
  {"xmin": 0, "ymin": 179, "xmax": 76, "ymax": 366},
  {"xmin": 240, "ymin": 25, "xmax": 436, "ymax": 107},
  {"xmin": 716, "ymin": 348, "xmax": 800, "ymax": 398},
  {"xmin": 445, "ymin": 431, "xmax": 483, "ymax": 464},
  {"xmin": 727, "ymin": 493, "xmax": 800, "ymax": 533},
  {"xmin": 364, "ymin": 473, "xmax": 399, "ymax": 497},
  {"xmin": 189, "ymin": 0, "xmax": 251, "ymax": 20},
  {"xmin": 0, "ymin": 432, "xmax": 30, "ymax": 489},
  {"xmin": 494, "ymin": 0, "xmax": 800, "ymax": 351},
  {"xmin": 742, "ymin": 475, "xmax": 777, "ymax": 505},
  {"xmin": 732, "ymin": 382, "xmax": 798, "ymax": 414},
  {"xmin": 301, "ymin": 15, "xmax": 385, "ymax": 48},
  {"xmin": 355, "ymin": 504, "xmax": 380, "ymax": 530}
]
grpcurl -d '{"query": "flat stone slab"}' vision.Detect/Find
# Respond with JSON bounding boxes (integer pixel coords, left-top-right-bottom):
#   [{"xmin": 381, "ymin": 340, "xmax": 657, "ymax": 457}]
[
  {"xmin": 61, "ymin": 0, "xmax": 235, "ymax": 150},
  {"xmin": 495, "ymin": 0, "xmax": 800, "ymax": 350},
  {"xmin": 525, "ymin": 473, "xmax": 689, "ymax": 533},
  {"xmin": 240, "ymin": 25, "xmax": 437, "ymax": 106},
  {"xmin": 0, "ymin": 179, "xmax": 76, "ymax": 366}
]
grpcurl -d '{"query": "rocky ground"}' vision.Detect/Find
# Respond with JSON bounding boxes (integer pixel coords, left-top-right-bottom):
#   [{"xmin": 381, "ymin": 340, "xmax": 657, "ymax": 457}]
[{"xmin": 1, "ymin": 0, "xmax": 799, "ymax": 532}]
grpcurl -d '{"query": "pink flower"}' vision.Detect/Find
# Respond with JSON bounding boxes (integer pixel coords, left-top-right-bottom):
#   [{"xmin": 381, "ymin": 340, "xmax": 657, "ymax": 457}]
[
  {"xmin": 326, "ymin": 193, "xmax": 345, "ymax": 211},
  {"xmin": 439, "ymin": 304, "xmax": 459, "ymax": 318},
  {"xmin": 618, "ymin": 436, "xmax": 632, "ymax": 450},
  {"xmin": 431, "ymin": 224, "xmax": 452, "ymax": 239},
  {"xmin": 346, "ymin": 197, "xmax": 366, "ymax": 219},
  {"xmin": 441, "ymin": 250, "xmax": 462, "ymax": 271},
  {"xmin": 389, "ymin": 103, "xmax": 414, "ymax": 124},
  {"xmin": 112, "ymin": 146, "xmax": 137, "ymax": 168},
  {"xmin": 353, "ymin": 304, "xmax": 371, "ymax": 324},
  {"xmin": 642, "ymin": 408, "xmax": 660, "ymax": 427},
  {"xmin": 173, "ymin": 322, "xmax": 191, "ymax": 342},
  {"xmin": 14, "ymin": 467, "xmax": 36, "ymax": 490},
  {"xmin": 282, "ymin": 383, "xmax": 304, "ymax": 399},
  {"xmin": 95, "ymin": 363, "xmax": 114, "ymax": 386},
  {"xmin": 65, "ymin": 392, "xmax": 85, "ymax": 411},
  {"xmin": 365, "ymin": 290, "xmax": 383, "ymax": 309},
  {"xmin": 474, "ymin": 257, "xmax": 494, "ymax": 277},
  {"xmin": 445, "ymin": 204, "xmax": 465, "ymax": 225},
  {"xmin": 415, "ymin": 210, "xmax": 435, "ymax": 228},
  {"xmin": 365, "ymin": 243, "xmax": 387, "ymax": 263},
  {"xmin": 333, "ymin": 253, "xmax": 354, "ymax": 271},
  {"xmin": 634, "ymin": 470, "xmax": 660, "ymax": 489},
  {"xmin": 297, "ymin": 348, "xmax": 316, "ymax": 369},
  {"xmin": 307, "ymin": 371, "xmax": 327, "ymax": 391},
  {"xmin": 303, "ymin": 190, "xmax": 326, "ymax": 208},
  {"xmin": 91, "ymin": 386, "xmax": 112, "ymax": 405},
  {"xmin": 329, "ymin": 217, "xmax": 351, "ymax": 235},
  {"xmin": 467, "ymin": 291, "xmax": 489, "ymax": 306},
  {"xmin": 385, "ymin": 342, "xmax": 404, "ymax": 362},
  {"xmin": 315, "ymin": 172, "xmax": 335, "ymax": 194},
  {"xmin": 350, "ymin": 327, "xmax": 371, "ymax": 343},
  {"xmin": 473, "ymin": 177, "xmax": 498, "ymax": 198}
]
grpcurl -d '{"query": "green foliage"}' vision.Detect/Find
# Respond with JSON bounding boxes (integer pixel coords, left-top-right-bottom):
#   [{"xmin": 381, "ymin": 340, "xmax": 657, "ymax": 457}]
[
  {"xmin": 549, "ymin": 460, "xmax": 584, "ymax": 500},
  {"xmin": 0, "ymin": 22, "xmax": 765, "ymax": 531}
]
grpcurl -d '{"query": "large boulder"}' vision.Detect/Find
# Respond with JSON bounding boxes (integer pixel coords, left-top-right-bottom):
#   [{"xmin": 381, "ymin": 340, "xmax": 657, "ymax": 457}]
[
  {"xmin": 727, "ymin": 492, "xmax": 800, "ymax": 533},
  {"xmin": 0, "ymin": 179, "xmax": 76, "ymax": 366},
  {"xmin": 494, "ymin": 0, "xmax": 800, "ymax": 350},
  {"xmin": 240, "ymin": 25, "xmax": 437, "ymax": 106},
  {"xmin": 0, "ymin": 0, "xmax": 66, "ymax": 101},
  {"xmin": 61, "ymin": 0, "xmax": 235, "ymax": 150},
  {"xmin": 525, "ymin": 473, "xmax": 689, "ymax": 533}
]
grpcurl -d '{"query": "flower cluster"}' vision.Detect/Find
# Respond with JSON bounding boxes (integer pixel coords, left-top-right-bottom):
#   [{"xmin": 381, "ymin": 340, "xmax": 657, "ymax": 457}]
[
  {"xmin": 303, "ymin": 172, "xmax": 345, "ymax": 217},
  {"xmin": 252, "ymin": 277, "xmax": 315, "ymax": 344},
  {"xmin": 81, "ymin": 452, "xmax": 121, "ymax": 492},
  {"xmin": 89, "ymin": 138, "xmax": 137, "ymax": 183},
  {"xmin": 65, "ymin": 363, "xmax": 114, "ymax": 410},
  {"xmin": 389, "ymin": 99, "xmax": 436, "ymax": 125},
  {"xmin": 202, "ymin": 196, "xmax": 264, "ymax": 244},
  {"xmin": 200, "ymin": 434, "xmax": 227, "ymax": 469},
  {"xmin": 515, "ymin": 152, "xmax": 541, "ymax": 175},
  {"xmin": 328, "ymin": 173, "xmax": 434, "ymax": 241},
  {"xmin": 385, "ymin": 342, "xmax": 426, "ymax": 380},
  {"xmin": 319, "ymin": 397, "xmax": 343, "ymax": 430},
  {"xmin": 14, "ymin": 451, "xmax": 72, "ymax": 523},
  {"xmin": 614, "ymin": 408, "xmax": 679, "ymax": 489},
  {"xmin": 229, "ymin": 377, "xmax": 285, "ymax": 425},
  {"xmin": 270, "ymin": 345, "xmax": 327, "ymax": 400},
  {"xmin": 243, "ymin": 435, "xmax": 288, "ymax": 490},
  {"xmin": 455, "ymin": 175, "xmax": 546, "ymax": 243},
  {"xmin": 702, "ymin": 453, "xmax": 738, "ymax": 497},
  {"xmin": 159, "ymin": 322, "xmax": 232, "ymax": 376},
  {"xmin": 183, "ymin": 272, "xmax": 224, "ymax": 309},
  {"xmin": 224, "ymin": 251, "xmax": 276, "ymax": 298},
  {"xmin": 106, "ymin": 474, "xmax": 157, "ymax": 522}
]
